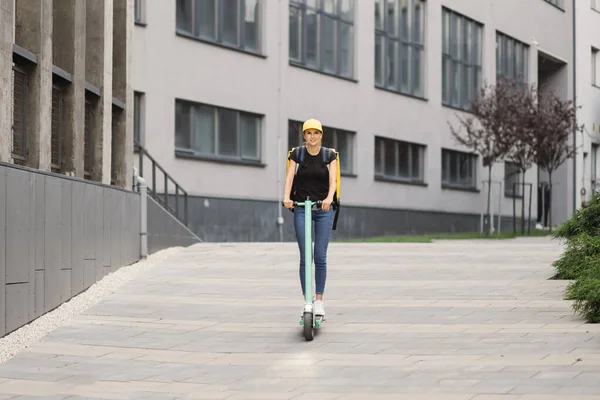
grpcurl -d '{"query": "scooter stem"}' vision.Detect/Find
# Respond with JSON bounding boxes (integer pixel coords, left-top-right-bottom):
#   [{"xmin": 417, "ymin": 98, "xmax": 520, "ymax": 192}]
[{"xmin": 304, "ymin": 198, "xmax": 312, "ymax": 306}]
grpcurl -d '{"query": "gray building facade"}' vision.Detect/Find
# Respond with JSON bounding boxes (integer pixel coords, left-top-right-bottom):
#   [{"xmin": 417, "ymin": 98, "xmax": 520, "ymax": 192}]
[{"xmin": 130, "ymin": 0, "xmax": 598, "ymax": 242}]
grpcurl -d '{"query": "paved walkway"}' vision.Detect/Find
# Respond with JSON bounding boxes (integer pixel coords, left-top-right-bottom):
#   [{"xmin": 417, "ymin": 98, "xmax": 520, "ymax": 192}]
[{"xmin": 0, "ymin": 237, "xmax": 599, "ymax": 399}]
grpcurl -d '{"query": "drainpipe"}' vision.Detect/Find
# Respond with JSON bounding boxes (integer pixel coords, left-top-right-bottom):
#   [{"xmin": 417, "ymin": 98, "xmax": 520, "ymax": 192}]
[
  {"xmin": 276, "ymin": 0, "xmax": 284, "ymax": 242},
  {"xmin": 572, "ymin": 0, "xmax": 577, "ymax": 215}
]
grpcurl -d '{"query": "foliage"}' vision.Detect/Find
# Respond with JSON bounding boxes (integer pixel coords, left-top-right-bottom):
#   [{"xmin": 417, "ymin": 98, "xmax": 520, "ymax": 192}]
[
  {"xmin": 552, "ymin": 192, "xmax": 600, "ymax": 323},
  {"xmin": 448, "ymin": 79, "xmax": 521, "ymax": 167},
  {"xmin": 553, "ymin": 191, "xmax": 600, "ymax": 240},
  {"xmin": 552, "ymin": 233, "xmax": 600, "ymax": 280},
  {"xmin": 565, "ymin": 268, "xmax": 600, "ymax": 323}
]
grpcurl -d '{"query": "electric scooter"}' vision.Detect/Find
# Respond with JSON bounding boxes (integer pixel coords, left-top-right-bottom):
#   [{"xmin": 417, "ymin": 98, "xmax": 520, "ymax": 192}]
[{"xmin": 283, "ymin": 197, "xmax": 324, "ymax": 341}]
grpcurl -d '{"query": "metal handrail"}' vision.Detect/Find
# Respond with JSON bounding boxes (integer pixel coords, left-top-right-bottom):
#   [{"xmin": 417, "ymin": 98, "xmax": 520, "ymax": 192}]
[{"xmin": 134, "ymin": 140, "xmax": 188, "ymax": 226}]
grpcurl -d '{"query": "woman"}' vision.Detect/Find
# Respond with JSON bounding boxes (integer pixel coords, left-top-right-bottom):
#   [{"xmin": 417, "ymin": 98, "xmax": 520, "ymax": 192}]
[{"xmin": 283, "ymin": 118, "xmax": 337, "ymax": 318}]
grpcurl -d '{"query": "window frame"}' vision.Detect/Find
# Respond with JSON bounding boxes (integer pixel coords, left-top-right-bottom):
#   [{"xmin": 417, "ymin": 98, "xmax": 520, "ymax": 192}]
[
  {"xmin": 441, "ymin": 148, "xmax": 478, "ymax": 190},
  {"xmin": 288, "ymin": 0, "xmax": 355, "ymax": 80},
  {"xmin": 176, "ymin": 0, "xmax": 263, "ymax": 55},
  {"xmin": 287, "ymin": 119, "xmax": 355, "ymax": 175},
  {"xmin": 11, "ymin": 63, "xmax": 28, "ymax": 166},
  {"xmin": 174, "ymin": 99, "xmax": 263, "ymax": 165},
  {"xmin": 50, "ymin": 83, "xmax": 65, "ymax": 173},
  {"xmin": 441, "ymin": 7, "xmax": 484, "ymax": 112},
  {"xmin": 496, "ymin": 31, "xmax": 530, "ymax": 87},
  {"xmin": 592, "ymin": 47, "xmax": 599, "ymax": 87},
  {"xmin": 374, "ymin": 136, "xmax": 426, "ymax": 185},
  {"xmin": 543, "ymin": 0, "xmax": 564, "ymax": 10},
  {"xmin": 134, "ymin": 0, "xmax": 146, "ymax": 25},
  {"xmin": 133, "ymin": 91, "xmax": 145, "ymax": 151},
  {"xmin": 374, "ymin": 0, "xmax": 426, "ymax": 98},
  {"xmin": 504, "ymin": 161, "xmax": 523, "ymax": 198}
]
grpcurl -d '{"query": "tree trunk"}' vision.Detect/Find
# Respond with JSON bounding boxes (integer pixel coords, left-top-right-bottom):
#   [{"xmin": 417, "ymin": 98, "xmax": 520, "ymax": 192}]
[
  {"xmin": 521, "ymin": 170, "xmax": 526, "ymax": 234},
  {"xmin": 486, "ymin": 165, "xmax": 492, "ymax": 236},
  {"xmin": 548, "ymin": 172, "xmax": 553, "ymax": 233}
]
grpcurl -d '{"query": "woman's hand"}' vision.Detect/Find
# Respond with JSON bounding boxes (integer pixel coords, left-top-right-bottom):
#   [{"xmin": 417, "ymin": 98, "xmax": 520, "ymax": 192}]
[
  {"xmin": 322, "ymin": 196, "xmax": 334, "ymax": 211},
  {"xmin": 283, "ymin": 199, "xmax": 294, "ymax": 209}
]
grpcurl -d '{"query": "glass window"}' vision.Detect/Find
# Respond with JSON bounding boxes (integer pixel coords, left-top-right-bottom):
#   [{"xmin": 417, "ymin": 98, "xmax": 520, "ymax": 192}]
[
  {"xmin": 544, "ymin": 0, "xmax": 564, "ymax": 9},
  {"xmin": 496, "ymin": 31, "xmax": 529, "ymax": 88},
  {"xmin": 288, "ymin": 120, "xmax": 355, "ymax": 174},
  {"xmin": 375, "ymin": 136, "xmax": 426, "ymax": 183},
  {"xmin": 175, "ymin": 100, "xmax": 262, "ymax": 162},
  {"xmin": 375, "ymin": 0, "xmax": 426, "ymax": 97},
  {"xmin": 441, "ymin": 7, "xmax": 483, "ymax": 111},
  {"xmin": 289, "ymin": 0, "xmax": 355, "ymax": 79},
  {"xmin": 504, "ymin": 161, "xmax": 522, "ymax": 197},
  {"xmin": 441, "ymin": 149, "xmax": 477, "ymax": 189},
  {"xmin": 176, "ymin": 0, "xmax": 261, "ymax": 53}
]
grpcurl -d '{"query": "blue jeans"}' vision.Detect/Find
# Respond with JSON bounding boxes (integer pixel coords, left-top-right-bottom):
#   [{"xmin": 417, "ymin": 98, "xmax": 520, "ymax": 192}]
[{"xmin": 293, "ymin": 206, "xmax": 335, "ymax": 296}]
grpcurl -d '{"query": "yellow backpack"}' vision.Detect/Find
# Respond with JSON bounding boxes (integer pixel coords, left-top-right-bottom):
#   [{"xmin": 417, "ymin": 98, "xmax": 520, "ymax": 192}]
[{"xmin": 286, "ymin": 146, "xmax": 341, "ymax": 230}]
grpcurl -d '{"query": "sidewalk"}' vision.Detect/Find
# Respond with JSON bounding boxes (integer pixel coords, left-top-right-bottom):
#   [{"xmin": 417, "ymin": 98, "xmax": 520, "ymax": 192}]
[{"xmin": 0, "ymin": 237, "xmax": 599, "ymax": 399}]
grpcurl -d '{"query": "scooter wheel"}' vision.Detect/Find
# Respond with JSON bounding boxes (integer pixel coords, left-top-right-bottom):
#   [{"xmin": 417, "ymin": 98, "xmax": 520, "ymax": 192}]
[{"xmin": 303, "ymin": 312, "xmax": 314, "ymax": 341}]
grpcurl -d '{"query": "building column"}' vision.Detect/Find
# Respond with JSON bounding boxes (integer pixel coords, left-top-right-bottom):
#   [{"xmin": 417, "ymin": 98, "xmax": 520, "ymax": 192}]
[
  {"xmin": 14, "ymin": 0, "xmax": 53, "ymax": 171},
  {"xmin": 52, "ymin": 0, "xmax": 85, "ymax": 177},
  {"xmin": 86, "ymin": 0, "xmax": 112, "ymax": 183},
  {"xmin": 0, "ymin": 0, "xmax": 14, "ymax": 162},
  {"xmin": 111, "ymin": 0, "xmax": 133, "ymax": 189}
]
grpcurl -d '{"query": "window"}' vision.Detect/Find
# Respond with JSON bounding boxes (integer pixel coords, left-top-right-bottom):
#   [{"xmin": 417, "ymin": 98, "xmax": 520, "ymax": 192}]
[
  {"xmin": 176, "ymin": 0, "xmax": 261, "ymax": 53},
  {"xmin": 374, "ymin": 136, "xmax": 425, "ymax": 183},
  {"xmin": 592, "ymin": 143, "xmax": 599, "ymax": 192},
  {"xmin": 133, "ymin": 91, "xmax": 144, "ymax": 149},
  {"xmin": 496, "ymin": 32, "xmax": 529, "ymax": 87},
  {"xmin": 592, "ymin": 47, "xmax": 599, "ymax": 86},
  {"xmin": 441, "ymin": 149, "xmax": 477, "ymax": 189},
  {"xmin": 51, "ymin": 85, "xmax": 64, "ymax": 172},
  {"xmin": 288, "ymin": 120, "xmax": 354, "ymax": 174},
  {"xmin": 12, "ymin": 65, "xmax": 27, "ymax": 165},
  {"xmin": 84, "ymin": 94, "xmax": 97, "ymax": 180},
  {"xmin": 175, "ymin": 100, "xmax": 262, "ymax": 162},
  {"xmin": 441, "ymin": 7, "xmax": 483, "ymax": 111},
  {"xmin": 134, "ymin": 0, "xmax": 145, "ymax": 24},
  {"xmin": 544, "ymin": 0, "xmax": 564, "ymax": 8},
  {"xmin": 504, "ymin": 161, "xmax": 522, "ymax": 197},
  {"xmin": 289, "ymin": 0, "xmax": 355, "ymax": 79},
  {"xmin": 374, "ymin": 0, "xmax": 425, "ymax": 98}
]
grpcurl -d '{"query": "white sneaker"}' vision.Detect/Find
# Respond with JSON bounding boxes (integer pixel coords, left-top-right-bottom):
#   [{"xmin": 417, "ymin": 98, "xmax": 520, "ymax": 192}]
[{"xmin": 314, "ymin": 300, "xmax": 325, "ymax": 317}]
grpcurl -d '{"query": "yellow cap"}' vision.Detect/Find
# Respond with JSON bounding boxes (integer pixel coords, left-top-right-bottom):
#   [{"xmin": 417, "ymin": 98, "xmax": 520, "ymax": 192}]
[{"xmin": 302, "ymin": 119, "xmax": 322, "ymax": 132}]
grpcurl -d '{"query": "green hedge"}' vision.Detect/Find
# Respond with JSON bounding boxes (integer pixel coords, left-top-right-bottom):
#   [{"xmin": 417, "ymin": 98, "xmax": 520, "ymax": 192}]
[{"xmin": 553, "ymin": 192, "xmax": 600, "ymax": 323}]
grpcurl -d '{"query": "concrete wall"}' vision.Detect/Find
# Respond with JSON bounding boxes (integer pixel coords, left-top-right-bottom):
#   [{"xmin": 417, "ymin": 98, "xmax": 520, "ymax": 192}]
[
  {"xmin": 182, "ymin": 195, "xmax": 535, "ymax": 242},
  {"xmin": 133, "ymin": 0, "xmax": 575, "ymax": 232},
  {"xmin": 147, "ymin": 195, "xmax": 200, "ymax": 254},
  {"xmin": 0, "ymin": 162, "xmax": 140, "ymax": 337},
  {"xmin": 1, "ymin": 0, "xmax": 134, "ymax": 189}
]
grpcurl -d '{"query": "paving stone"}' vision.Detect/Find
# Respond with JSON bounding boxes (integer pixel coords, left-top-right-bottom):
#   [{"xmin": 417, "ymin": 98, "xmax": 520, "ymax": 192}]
[{"xmin": 1, "ymin": 239, "xmax": 599, "ymax": 397}]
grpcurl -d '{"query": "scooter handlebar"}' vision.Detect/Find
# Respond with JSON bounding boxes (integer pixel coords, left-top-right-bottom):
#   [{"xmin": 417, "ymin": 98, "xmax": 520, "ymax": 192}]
[{"xmin": 281, "ymin": 200, "xmax": 324, "ymax": 209}]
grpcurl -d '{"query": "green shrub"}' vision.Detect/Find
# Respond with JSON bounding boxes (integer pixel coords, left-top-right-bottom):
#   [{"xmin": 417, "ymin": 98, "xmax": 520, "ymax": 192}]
[
  {"xmin": 553, "ymin": 191, "xmax": 600, "ymax": 240},
  {"xmin": 552, "ymin": 233, "xmax": 600, "ymax": 279},
  {"xmin": 565, "ymin": 275, "xmax": 600, "ymax": 323}
]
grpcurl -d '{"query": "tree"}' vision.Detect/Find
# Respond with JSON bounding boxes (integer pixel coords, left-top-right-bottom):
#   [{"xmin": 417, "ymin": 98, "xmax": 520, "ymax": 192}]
[
  {"xmin": 530, "ymin": 90, "xmax": 583, "ymax": 232},
  {"xmin": 502, "ymin": 83, "xmax": 538, "ymax": 232},
  {"xmin": 448, "ymin": 79, "xmax": 522, "ymax": 235}
]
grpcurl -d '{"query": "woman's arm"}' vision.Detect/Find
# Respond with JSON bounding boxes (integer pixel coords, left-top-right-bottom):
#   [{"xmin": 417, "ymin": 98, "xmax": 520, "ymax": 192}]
[
  {"xmin": 326, "ymin": 159, "xmax": 337, "ymax": 201},
  {"xmin": 283, "ymin": 159, "xmax": 296, "ymax": 207}
]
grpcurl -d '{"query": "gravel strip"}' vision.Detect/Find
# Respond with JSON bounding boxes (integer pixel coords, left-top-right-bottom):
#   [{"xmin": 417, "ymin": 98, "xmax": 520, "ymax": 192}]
[{"xmin": 0, "ymin": 246, "xmax": 184, "ymax": 364}]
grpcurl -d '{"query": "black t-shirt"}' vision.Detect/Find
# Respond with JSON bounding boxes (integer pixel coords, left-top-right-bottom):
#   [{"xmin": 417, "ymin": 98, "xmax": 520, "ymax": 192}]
[{"xmin": 290, "ymin": 147, "xmax": 336, "ymax": 202}]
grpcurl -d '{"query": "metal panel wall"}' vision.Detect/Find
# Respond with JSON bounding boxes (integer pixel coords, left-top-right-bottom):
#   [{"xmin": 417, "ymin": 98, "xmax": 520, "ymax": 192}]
[
  {"xmin": 0, "ymin": 163, "xmax": 141, "ymax": 337},
  {"xmin": 147, "ymin": 195, "xmax": 200, "ymax": 255}
]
